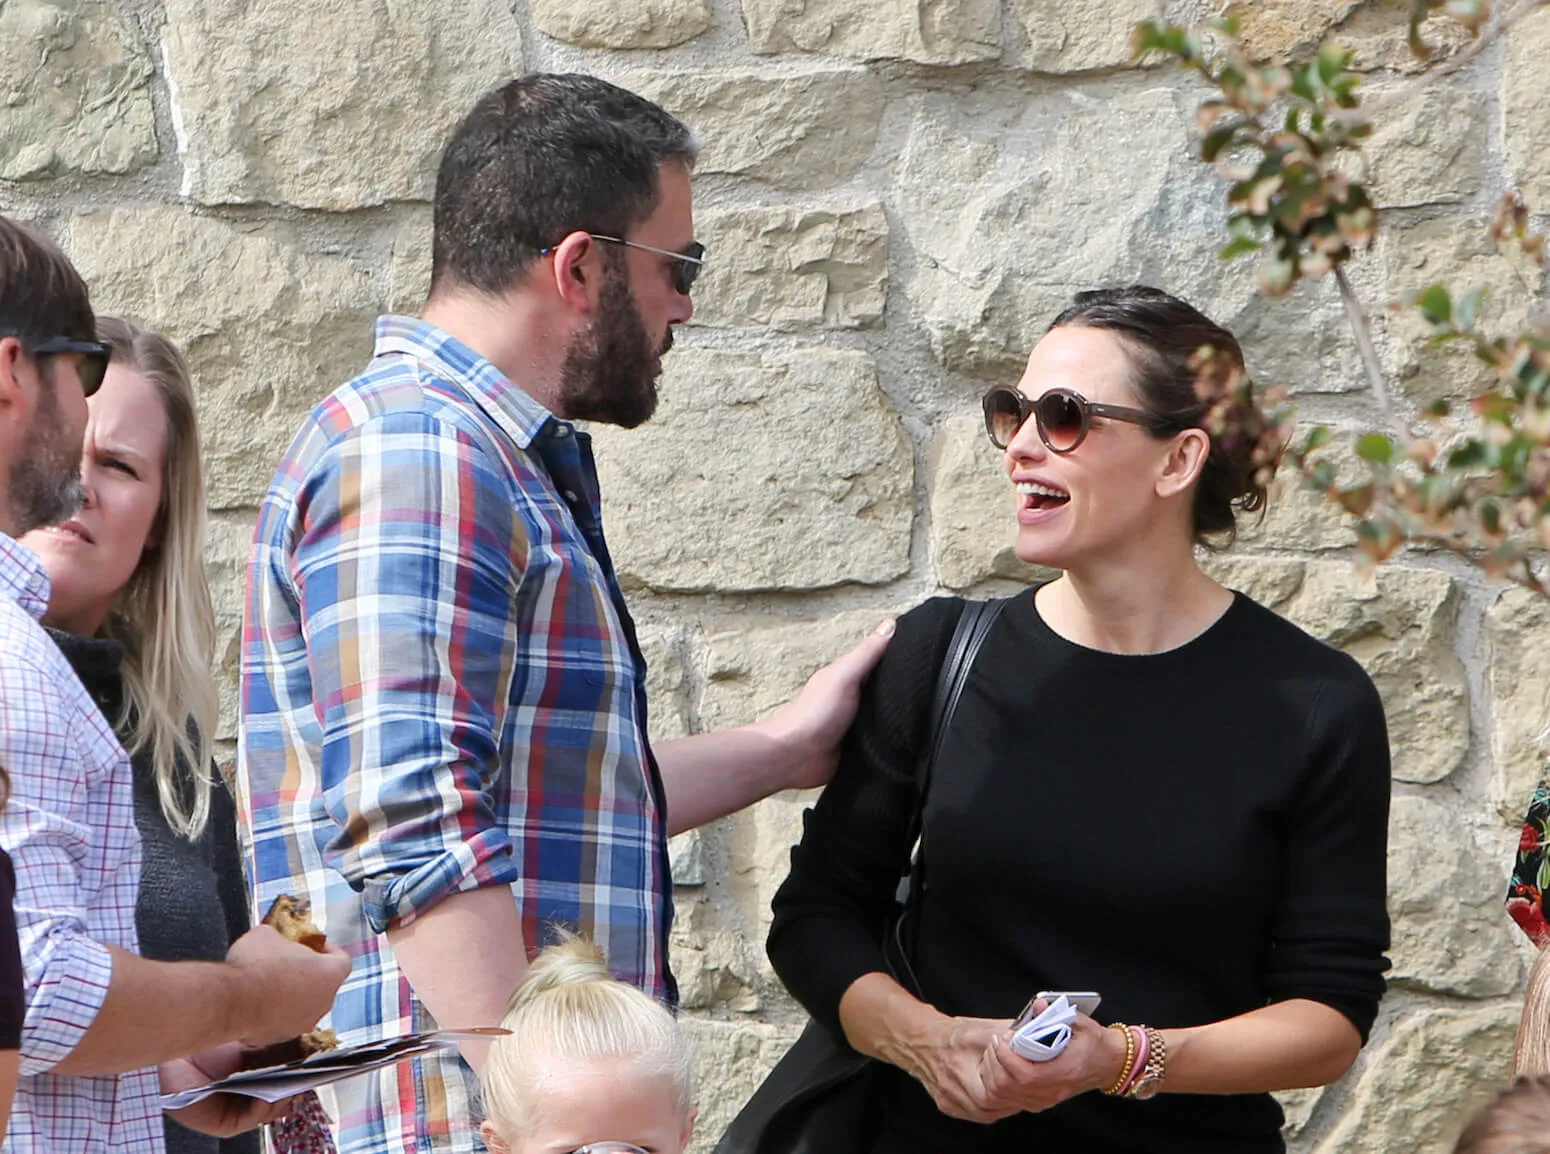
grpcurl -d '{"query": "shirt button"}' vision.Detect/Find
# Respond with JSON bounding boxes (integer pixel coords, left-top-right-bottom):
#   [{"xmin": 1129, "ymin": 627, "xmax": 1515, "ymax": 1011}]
[
  {"xmin": 553, "ymin": 425, "xmax": 571, "ymax": 438},
  {"xmin": 564, "ymin": 490, "xmax": 579, "ymax": 504}
]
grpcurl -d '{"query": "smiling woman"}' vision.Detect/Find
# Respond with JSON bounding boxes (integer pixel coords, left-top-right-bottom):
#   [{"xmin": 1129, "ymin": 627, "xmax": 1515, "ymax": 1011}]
[
  {"xmin": 19, "ymin": 317, "xmax": 257, "ymax": 1154},
  {"xmin": 762, "ymin": 286, "xmax": 1393, "ymax": 1154}
]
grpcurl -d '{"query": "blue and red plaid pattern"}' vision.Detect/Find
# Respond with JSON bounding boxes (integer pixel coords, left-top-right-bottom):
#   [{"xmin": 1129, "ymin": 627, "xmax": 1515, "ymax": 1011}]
[
  {"xmin": 237, "ymin": 317, "xmax": 672, "ymax": 1154},
  {"xmin": 0, "ymin": 532, "xmax": 163, "ymax": 1152}
]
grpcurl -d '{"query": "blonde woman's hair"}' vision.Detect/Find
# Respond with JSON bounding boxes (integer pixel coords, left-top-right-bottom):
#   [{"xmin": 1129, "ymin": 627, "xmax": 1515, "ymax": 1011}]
[
  {"xmin": 481, "ymin": 932, "xmax": 693, "ymax": 1139},
  {"xmin": 1453, "ymin": 1075, "xmax": 1550, "ymax": 1154},
  {"xmin": 1515, "ymin": 947, "xmax": 1550, "ymax": 1077},
  {"xmin": 96, "ymin": 316, "xmax": 218, "ymax": 840}
]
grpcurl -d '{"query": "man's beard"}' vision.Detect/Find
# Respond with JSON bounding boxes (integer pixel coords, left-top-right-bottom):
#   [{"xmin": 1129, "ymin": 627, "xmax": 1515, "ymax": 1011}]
[
  {"xmin": 558, "ymin": 263, "xmax": 671, "ymax": 430},
  {"xmin": 9, "ymin": 380, "xmax": 84, "ymax": 535}
]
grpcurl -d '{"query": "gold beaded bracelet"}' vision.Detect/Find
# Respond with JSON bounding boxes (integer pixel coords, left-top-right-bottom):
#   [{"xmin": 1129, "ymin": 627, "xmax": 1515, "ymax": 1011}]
[{"xmin": 1103, "ymin": 1023, "xmax": 1137, "ymax": 1096}]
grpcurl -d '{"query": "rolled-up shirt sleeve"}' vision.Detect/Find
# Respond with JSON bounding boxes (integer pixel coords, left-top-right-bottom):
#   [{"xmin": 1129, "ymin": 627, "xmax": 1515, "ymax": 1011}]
[
  {"xmin": 290, "ymin": 412, "xmax": 528, "ymax": 934},
  {"xmin": 0, "ymin": 655, "xmax": 118, "ymax": 1075}
]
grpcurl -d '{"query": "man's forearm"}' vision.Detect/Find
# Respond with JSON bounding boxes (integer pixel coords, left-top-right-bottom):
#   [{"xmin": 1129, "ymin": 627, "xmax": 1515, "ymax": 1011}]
[
  {"xmin": 386, "ymin": 884, "xmax": 528, "ymax": 1072},
  {"xmin": 51, "ymin": 948, "xmax": 248, "ymax": 1075},
  {"xmin": 655, "ymin": 723, "xmax": 800, "ymax": 835}
]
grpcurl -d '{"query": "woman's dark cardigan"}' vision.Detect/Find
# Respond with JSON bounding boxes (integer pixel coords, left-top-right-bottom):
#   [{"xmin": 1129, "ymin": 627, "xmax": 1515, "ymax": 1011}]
[{"xmin": 51, "ymin": 629, "xmax": 259, "ymax": 1154}]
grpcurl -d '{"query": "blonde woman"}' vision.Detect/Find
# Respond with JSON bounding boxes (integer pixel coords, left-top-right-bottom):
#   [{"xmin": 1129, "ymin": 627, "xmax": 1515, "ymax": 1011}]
[
  {"xmin": 21, "ymin": 317, "xmax": 257, "ymax": 1154},
  {"xmin": 480, "ymin": 934, "xmax": 696, "ymax": 1154}
]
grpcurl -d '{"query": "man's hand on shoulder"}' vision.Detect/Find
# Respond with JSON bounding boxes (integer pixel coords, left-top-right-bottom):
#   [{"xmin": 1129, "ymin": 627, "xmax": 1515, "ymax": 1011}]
[{"xmin": 758, "ymin": 618, "xmax": 895, "ymax": 793}]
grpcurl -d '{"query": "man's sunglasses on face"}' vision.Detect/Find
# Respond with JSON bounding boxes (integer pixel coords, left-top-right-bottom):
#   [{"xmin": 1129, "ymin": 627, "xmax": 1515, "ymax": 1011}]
[
  {"xmin": 540, "ymin": 234, "xmax": 707, "ymax": 296},
  {"xmin": 2, "ymin": 331, "xmax": 111, "ymax": 397}
]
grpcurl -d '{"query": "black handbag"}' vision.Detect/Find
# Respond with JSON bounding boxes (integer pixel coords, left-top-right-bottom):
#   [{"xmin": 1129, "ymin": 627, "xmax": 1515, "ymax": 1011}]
[{"xmin": 714, "ymin": 597, "xmax": 1006, "ymax": 1154}]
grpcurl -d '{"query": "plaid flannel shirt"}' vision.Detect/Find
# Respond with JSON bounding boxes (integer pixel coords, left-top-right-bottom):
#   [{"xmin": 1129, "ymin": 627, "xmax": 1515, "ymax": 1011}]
[
  {"xmin": 0, "ymin": 532, "xmax": 163, "ymax": 1153},
  {"xmin": 237, "ymin": 317, "xmax": 672, "ymax": 1154}
]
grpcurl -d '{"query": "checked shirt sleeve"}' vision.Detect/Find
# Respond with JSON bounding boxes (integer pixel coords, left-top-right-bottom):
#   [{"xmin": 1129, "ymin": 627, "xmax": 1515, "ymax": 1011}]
[
  {"xmin": 291, "ymin": 413, "xmax": 528, "ymax": 934},
  {"xmin": 0, "ymin": 656, "xmax": 118, "ymax": 1075}
]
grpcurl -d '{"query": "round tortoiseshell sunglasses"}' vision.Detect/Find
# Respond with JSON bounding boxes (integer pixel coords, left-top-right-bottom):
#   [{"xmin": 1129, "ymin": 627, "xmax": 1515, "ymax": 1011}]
[{"xmin": 981, "ymin": 386, "xmax": 1185, "ymax": 453}]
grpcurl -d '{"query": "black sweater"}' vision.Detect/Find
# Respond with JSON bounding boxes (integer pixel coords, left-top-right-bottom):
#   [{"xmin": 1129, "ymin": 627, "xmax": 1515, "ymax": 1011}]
[
  {"xmin": 767, "ymin": 590, "xmax": 1391, "ymax": 1154},
  {"xmin": 50, "ymin": 630, "xmax": 258, "ymax": 1154}
]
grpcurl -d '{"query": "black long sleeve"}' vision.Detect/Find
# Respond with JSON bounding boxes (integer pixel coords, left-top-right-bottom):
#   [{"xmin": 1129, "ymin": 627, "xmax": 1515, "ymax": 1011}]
[{"xmin": 768, "ymin": 588, "xmax": 1391, "ymax": 1154}]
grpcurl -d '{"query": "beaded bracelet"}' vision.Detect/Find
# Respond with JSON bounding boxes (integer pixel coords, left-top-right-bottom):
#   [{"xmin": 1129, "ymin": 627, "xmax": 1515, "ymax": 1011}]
[
  {"xmin": 1103, "ymin": 1024, "xmax": 1140, "ymax": 1096},
  {"xmin": 1119, "ymin": 1024, "xmax": 1150, "ymax": 1095}
]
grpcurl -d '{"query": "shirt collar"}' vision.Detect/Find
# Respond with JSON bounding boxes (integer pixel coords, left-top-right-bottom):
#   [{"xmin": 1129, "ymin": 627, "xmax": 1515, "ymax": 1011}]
[
  {"xmin": 371, "ymin": 315, "xmax": 566, "ymax": 451},
  {"xmin": 0, "ymin": 531, "xmax": 51, "ymax": 622}
]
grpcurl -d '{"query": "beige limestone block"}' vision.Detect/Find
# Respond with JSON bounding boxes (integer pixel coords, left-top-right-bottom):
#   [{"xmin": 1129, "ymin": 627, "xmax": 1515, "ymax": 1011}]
[
  {"xmin": 388, "ymin": 212, "xmax": 434, "ymax": 318},
  {"xmin": 590, "ymin": 348, "xmax": 913, "ymax": 593},
  {"xmin": 1207, "ymin": 559, "xmax": 1468, "ymax": 784},
  {"xmin": 681, "ymin": 1019, "xmax": 802, "ymax": 1151},
  {"xmin": 206, "ymin": 511, "xmax": 259, "ymax": 744},
  {"xmin": 1489, "ymin": 587, "xmax": 1550, "ymax": 820},
  {"xmin": 672, "ymin": 928, "xmax": 761, "ymax": 1012},
  {"xmin": 1225, "ymin": 0, "xmax": 1364, "ymax": 61},
  {"xmin": 0, "ymin": 0, "xmax": 156, "ymax": 179},
  {"xmin": 692, "ymin": 203, "xmax": 889, "ymax": 332},
  {"xmin": 1312, "ymin": 1003, "xmax": 1518, "ymax": 1154},
  {"xmin": 639, "ymin": 623, "xmax": 692, "ymax": 744},
  {"xmin": 698, "ymin": 610, "xmax": 909, "ymax": 976},
  {"xmin": 1333, "ymin": 2, "xmax": 1475, "ymax": 73},
  {"xmin": 741, "ymin": 0, "xmax": 1000, "ymax": 65},
  {"xmin": 532, "ymin": 0, "xmax": 710, "ymax": 49},
  {"xmin": 1277, "ymin": 1086, "xmax": 1325, "ymax": 1140},
  {"xmin": 1505, "ymin": 6, "xmax": 1550, "ymax": 208},
  {"xmin": 66, "ymin": 206, "xmax": 380, "ymax": 510},
  {"xmin": 1361, "ymin": 80, "xmax": 1490, "ymax": 209},
  {"xmin": 927, "ymin": 415, "xmax": 1057, "ymax": 590},
  {"xmin": 1009, "ymin": 0, "xmax": 1163, "ymax": 73},
  {"xmin": 1387, "ymin": 794, "xmax": 1523, "ymax": 996},
  {"xmin": 162, "ymin": 0, "xmax": 522, "ymax": 209},
  {"xmin": 1224, "ymin": 0, "xmax": 1471, "ymax": 70},
  {"xmin": 894, "ymin": 87, "xmax": 1225, "ymax": 380},
  {"xmin": 617, "ymin": 69, "xmax": 883, "ymax": 189},
  {"xmin": 1378, "ymin": 217, "xmax": 1546, "ymax": 407}
]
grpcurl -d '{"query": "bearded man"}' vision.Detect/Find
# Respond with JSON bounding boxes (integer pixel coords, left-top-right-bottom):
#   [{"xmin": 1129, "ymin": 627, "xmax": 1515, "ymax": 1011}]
[{"xmin": 236, "ymin": 74, "xmax": 892, "ymax": 1154}]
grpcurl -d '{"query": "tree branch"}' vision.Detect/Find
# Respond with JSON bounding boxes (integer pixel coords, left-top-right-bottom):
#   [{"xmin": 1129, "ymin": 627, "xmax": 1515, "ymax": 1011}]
[{"xmin": 1334, "ymin": 264, "xmax": 1403, "ymax": 435}]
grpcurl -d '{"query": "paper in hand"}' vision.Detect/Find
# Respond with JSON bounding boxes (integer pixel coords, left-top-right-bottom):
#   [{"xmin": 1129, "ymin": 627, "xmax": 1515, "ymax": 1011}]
[
  {"xmin": 1008, "ymin": 995, "xmax": 1079, "ymax": 1062},
  {"xmin": 158, "ymin": 1028, "xmax": 510, "ymax": 1112}
]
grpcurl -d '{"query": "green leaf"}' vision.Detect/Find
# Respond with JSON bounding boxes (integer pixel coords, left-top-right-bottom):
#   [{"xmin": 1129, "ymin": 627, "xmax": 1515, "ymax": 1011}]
[
  {"xmin": 1424, "ymin": 398, "xmax": 1451, "ymax": 419},
  {"xmin": 1414, "ymin": 284, "xmax": 1453, "ymax": 326},
  {"xmin": 1447, "ymin": 441, "xmax": 1489, "ymax": 469},
  {"xmin": 1303, "ymin": 426, "xmax": 1334, "ymax": 452},
  {"xmin": 1220, "ymin": 237, "xmax": 1260, "ymax": 260},
  {"xmin": 1355, "ymin": 433, "xmax": 1396, "ymax": 466}
]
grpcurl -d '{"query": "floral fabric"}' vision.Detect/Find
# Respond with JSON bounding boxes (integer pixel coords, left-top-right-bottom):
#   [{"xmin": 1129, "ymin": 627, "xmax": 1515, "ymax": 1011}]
[{"xmin": 1508, "ymin": 777, "xmax": 1550, "ymax": 945}]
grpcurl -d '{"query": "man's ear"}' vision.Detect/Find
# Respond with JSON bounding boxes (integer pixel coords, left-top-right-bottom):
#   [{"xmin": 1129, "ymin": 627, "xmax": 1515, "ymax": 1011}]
[
  {"xmin": 479, "ymin": 1121, "xmax": 512, "ymax": 1154},
  {"xmin": 1155, "ymin": 427, "xmax": 1212, "ymax": 500},
  {"xmin": 547, "ymin": 231, "xmax": 604, "ymax": 315},
  {"xmin": 680, "ymin": 1105, "xmax": 698, "ymax": 1152},
  {"xmin": 0, "ymin": 336, "xmax": 29, "ymax": 418}
]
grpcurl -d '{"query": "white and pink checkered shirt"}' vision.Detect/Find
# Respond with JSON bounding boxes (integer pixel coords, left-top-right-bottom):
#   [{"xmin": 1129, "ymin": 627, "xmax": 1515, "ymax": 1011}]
[{"xmin": 0, "ymin": 531, "xmax": 162, "ymax": 1152}]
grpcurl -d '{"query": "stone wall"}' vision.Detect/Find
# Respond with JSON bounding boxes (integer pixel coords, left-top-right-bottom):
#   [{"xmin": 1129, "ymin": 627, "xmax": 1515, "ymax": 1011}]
[{"xmin": 3, "ymin": 0, "xmax": 1549, "ymax": 1149}]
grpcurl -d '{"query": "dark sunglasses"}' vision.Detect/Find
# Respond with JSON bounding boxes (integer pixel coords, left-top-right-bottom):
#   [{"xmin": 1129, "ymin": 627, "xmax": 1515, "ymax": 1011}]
[
  {"xmin": 981, "ymin": 386, "xmax": 1184, "ymax": 453},
  {"xmin": 3, "ymin": 332, "xmax": 111, "ymax": 397},
  {"xmin": 541, "ymin": 234, "xmax": 707, "ymax": 296}
]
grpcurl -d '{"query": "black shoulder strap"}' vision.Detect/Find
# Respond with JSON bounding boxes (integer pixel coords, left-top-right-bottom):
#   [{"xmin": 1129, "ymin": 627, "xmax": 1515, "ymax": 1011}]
[{"xmin": 901, "ymin": 597, "xmax": 1006, "ymax": 872}]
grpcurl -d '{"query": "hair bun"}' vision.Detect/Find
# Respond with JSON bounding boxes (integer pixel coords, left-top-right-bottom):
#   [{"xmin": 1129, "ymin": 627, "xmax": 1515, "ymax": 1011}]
[{"xmin": 509, "ymin": 931, "xmax": 613, "ymax": 1006}]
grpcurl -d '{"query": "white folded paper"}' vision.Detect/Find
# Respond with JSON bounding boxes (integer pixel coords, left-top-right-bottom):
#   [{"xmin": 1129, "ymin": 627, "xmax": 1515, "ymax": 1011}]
[
  {"xmin": 158, "ymin": 1028, "xmax": 509, "ymax": 1111},
  {"xmin": 1008, "ymin": 995, "xmax": 1078, "ymax": 1062}
]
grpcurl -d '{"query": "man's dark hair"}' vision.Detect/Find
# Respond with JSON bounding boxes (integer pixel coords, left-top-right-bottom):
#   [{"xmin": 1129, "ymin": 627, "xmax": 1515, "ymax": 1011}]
[
  {"xmin": 431, "ymin": 73, "xmax": 699, "ymax": 299},
  {"xmin": 0, "ymin": 215, "xmax": 95, "ymax": 342}
]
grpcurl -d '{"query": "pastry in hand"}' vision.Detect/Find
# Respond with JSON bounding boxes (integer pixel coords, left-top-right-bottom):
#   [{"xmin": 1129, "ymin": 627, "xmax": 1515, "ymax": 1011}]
[{"xmin": 262, "ymin": 894, "xmax": 328, "ymax": 953}]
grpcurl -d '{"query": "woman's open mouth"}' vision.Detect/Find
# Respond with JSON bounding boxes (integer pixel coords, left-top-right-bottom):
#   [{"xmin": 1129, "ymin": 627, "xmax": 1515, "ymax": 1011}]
[{"xmin": 1016, "ymin": 480, "xmax": 1070, "ymax": 513}]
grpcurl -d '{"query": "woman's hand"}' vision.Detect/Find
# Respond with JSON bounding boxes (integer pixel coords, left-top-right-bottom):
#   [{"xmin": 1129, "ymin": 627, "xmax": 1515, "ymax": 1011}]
[
  {"xmin": 898, "ymin": 1015, "xmax": 1023, "ymax": 1124},
  {"xmin": 975, "ymin": 1009, "xmax": 1128, "ymax": 1116}
]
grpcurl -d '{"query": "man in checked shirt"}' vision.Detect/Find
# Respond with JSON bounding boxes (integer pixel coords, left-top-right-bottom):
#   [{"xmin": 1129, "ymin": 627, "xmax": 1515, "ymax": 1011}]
[
  {"xmin": 238, "ymin": 74, "xmax": 894, "ymax": 1154},
  {"xmin": 0, "ymin": 215, "xmax": 351, "ymax": 1152}
]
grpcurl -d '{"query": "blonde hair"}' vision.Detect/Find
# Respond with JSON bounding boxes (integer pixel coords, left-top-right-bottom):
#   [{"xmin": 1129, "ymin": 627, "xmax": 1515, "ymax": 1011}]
[
  {"xmin": 481, "ymin": 933, "xmax": 693, "ymax": 1140},
  {"xmin": 1454, "ymin": 1076, "xmax": 1550, "ymax": 1154},
  {"xmin": 1515, "ymin": 947, "xmax": 1550, "ymax": 1077},
  {"xmin": 95, "ymin": 316, "xmax": 218, "ymax": 840}
]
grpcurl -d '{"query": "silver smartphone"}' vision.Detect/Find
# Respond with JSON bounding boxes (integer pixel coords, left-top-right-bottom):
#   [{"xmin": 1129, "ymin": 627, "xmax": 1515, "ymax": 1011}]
[{"xmin": 1014, "ymin": 990, "xmax": 1102, "ymax": 1029}]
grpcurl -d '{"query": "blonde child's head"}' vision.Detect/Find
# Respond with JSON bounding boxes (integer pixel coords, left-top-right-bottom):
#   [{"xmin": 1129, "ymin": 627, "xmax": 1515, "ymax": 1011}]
[{"xmin": 480, "ymin": 933, "xmax": 695, "ymax": 1154}]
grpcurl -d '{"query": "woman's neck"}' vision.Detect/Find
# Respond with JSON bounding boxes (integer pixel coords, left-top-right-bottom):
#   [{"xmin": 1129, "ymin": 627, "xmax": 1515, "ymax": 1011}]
[{"xmin": 1037, "ymin": 548, "xmax": 1233, "ymax": 656}]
